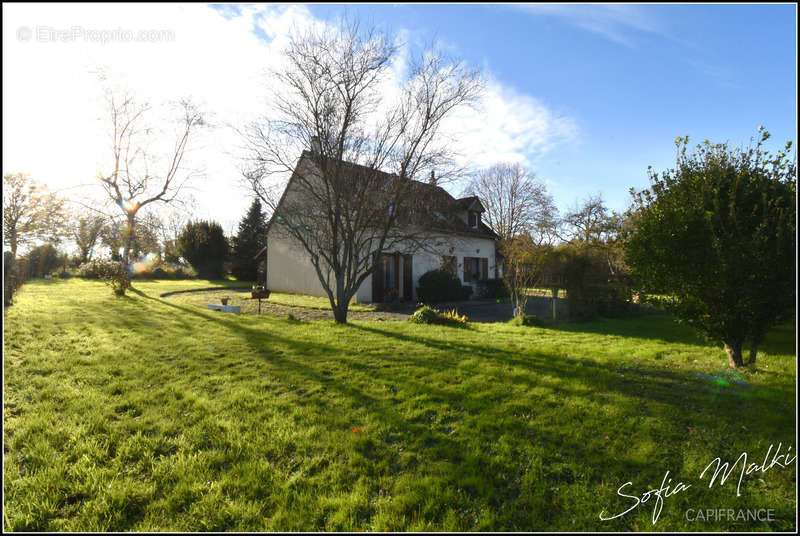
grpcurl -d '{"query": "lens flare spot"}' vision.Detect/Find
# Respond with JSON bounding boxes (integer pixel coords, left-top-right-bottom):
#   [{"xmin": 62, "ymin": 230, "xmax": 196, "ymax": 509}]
[
  {"xmin": 127, "ymin": 253, "xmax": 158, "ymax": 275},
  {"xmin": 121, "ymin": 199, "xmax": 140, "ymax": 214}
]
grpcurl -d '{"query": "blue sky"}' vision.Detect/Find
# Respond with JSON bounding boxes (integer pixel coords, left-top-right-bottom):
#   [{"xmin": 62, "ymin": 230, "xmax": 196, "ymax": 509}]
[
  {"xmin": 297, "ymin": 3, "xmax": 797, "ymax": 213},
  {"xmin": 4, "ymin": 3, "xmax": 796, "ymax": 235}
]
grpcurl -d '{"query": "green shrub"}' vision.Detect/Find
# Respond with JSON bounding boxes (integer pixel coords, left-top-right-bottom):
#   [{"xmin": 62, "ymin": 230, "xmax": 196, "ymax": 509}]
[
  {"xmin": 416, "ymin": 269, "xmax": 471, "ymax": 303},
  {"xmin": 79, "ymin": 259, "xmax": 131, "ymax": 295},
  {"xmin": 508, "ymin": 314, "xmax": 546, "ymax": 327},
  {"xmin": 80, "ymin": 261, "xmax": 197, "ymax": 281},
  {"xmin": 4, "ymin": 251, "xmax": 17, "ymax": 306},
  {"xmin": 149, "ymin": 263, "xmax": 197, "ymax": 280},
  {"xmin": 77, "ymin": 260, "xmax": 103, "ymax": 279},
  {"xmin": 409, "ymin": 305, "xmax": 440, "ymax": 324},
  {"xmin": 475, "ymin": 278, "xmax": 508, "ymax": 299},
  {"xmin": 408, "ymin": 305, "xmax": 468, "ymax": 327},
  {"xmin": 171, "ymin": 265, "xmax": 198, "ymax": 280}
]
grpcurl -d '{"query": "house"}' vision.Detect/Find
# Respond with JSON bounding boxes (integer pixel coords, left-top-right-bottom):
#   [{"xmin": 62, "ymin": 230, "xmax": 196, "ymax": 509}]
[{"xmin": 257, "ymin": 150, "xmax": 500, "ymax": 303}]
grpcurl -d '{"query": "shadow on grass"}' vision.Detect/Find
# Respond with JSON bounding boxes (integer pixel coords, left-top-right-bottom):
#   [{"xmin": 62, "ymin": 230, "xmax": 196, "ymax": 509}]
[
  {"xmin": 537, "ymin": 314, "xmax": 710, "ymax": 347},
  {"xmin": 10, "ymin": 283, "xmax": 795, "ymax": 531},
  {"xmin": 135, "ymin": 287, "xmax": 794, "ymax": 438}
]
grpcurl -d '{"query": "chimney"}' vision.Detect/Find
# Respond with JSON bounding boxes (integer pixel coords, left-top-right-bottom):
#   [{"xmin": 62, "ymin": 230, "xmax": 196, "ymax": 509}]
[
  {"xmin": 428, "ymin": 169, "xmax": 437, "ymax": 186},
  {"xmin": 310, "ymin": 136, "xmax": 321, "ymax": 155}
]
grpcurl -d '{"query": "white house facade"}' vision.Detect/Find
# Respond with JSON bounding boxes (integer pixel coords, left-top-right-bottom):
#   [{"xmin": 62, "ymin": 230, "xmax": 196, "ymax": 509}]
[{"xmin": 259, "ymin": 152, "xmax": 501, "ymax": 304}]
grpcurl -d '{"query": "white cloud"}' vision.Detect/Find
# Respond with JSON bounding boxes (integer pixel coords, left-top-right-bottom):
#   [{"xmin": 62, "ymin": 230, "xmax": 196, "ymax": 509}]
[
  {"xmin": 2, "ymin": 3, "xmax": 577, "ymax": 232},
  {"xmin": 517, "ymin": 4, "xmax": 666, "ymax": 47},
  {"xmin": 446, "ymin": 76, "xmax": 578, "ymax": 171}
]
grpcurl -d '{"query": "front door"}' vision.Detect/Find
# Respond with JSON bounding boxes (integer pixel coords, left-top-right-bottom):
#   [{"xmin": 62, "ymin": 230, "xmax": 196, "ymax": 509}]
[{"xmin": 372, "ymin": 253, "xmax": 411, "ymax": 302}]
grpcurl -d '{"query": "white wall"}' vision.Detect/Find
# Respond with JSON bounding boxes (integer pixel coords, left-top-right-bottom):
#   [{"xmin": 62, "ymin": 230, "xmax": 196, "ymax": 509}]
[
  {"xmin": 266, "ymin": 231, "xmax": 330, "ymax": 298},
  {"xmin": 265, "ymin": 155, "xmax": 499, "ymax": 303},
  {"xmin": 267, "ymin": 229, "xmax": 498, "ymax": 303},
  {"xmin": 409, "ymin": 233, "xmax": 499, "ymax": 299}
]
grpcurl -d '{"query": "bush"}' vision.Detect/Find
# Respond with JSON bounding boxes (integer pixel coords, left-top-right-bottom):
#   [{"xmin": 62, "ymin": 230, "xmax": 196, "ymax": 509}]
[
  {"xmin": 79, "ymin": 261, "xmax": 197, "ymax": 281},
  {"xmin": 171, "ymin": 265, "xmax": 198, "ymax": 280},
  {"xmin": 77, "ymin": 260, "xmax": 104, "ymax": 279},
  {"xmin": 508, "ymin": 314, "xmax": 546, "ymax": 327},
  {"xmin": 409, "ymin": 305, "xmax": 440, "ymax": 324},
  {"xmin": 475, "ymin": 278, "xmax": 508, "ymax": 299},
  {"xmin": 586, "ymin": 282, "xmax": 636, "ymax": 318},
  {"xmin": 4, "ymin": 251, "xmax": 17, "ymax": 306},
  {"xmin": 82, "ymin": 259, "xmax": 131, "ymax": 296},
  {"xmin": 416, "ymin": 269, "xmax": 471, "ymax": 304},
  {"xmin": 408, "ymin": 305, "xmax": 468, "ymax": 327}
]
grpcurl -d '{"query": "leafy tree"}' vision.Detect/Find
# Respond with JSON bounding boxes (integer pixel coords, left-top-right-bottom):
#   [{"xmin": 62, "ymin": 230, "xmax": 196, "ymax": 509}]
[
  {"xmin": 3, "ymin": 173, "xmax": 67, "ymax": 258},
  {"xmin": 71, "ymin": 213, "xmax": 106, "ymax": 265},
  {"xmin": 624, "ymin": 129, "xmax": 796, "ymax": 367},
  {"xmin": 231, "ymin": 199, "xmax": 268, "ymax": 282},
  {"xmin": 101, "ymin": 221, "xmax": 125, "ymax": 261},
  {"xmin": 177, "ymin": 220, "xmax": 229, "ymax": 279},
  {"xmin": 18, "ymin": 243, "xmax": 65, "ymax": 281}
]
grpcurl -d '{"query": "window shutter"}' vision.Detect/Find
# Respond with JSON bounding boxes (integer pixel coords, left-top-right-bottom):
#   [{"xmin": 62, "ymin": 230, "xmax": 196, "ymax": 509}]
[
  {"xmin": 463, "ymin": 257, "xmax": 471, "ymax": 282},
  {"xmin": 372, "ymin": 252, "xmax": 384, "ymax": 302},
  {"xmin": 481, "ymin": 258, "xmax": 488, "ymax": 280},
  {"xmin": 403, "ymin": 254, "xmax": 413, "ymax": 300}
]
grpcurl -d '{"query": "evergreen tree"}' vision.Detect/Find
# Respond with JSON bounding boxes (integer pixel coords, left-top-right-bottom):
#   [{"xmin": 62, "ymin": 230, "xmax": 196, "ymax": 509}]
[
  {"xmin": 231, "ymin": 199, "xmax": 268, "ymax": 282},
  {"xmin": 177, "ymin": 220, "xmax": 229, "ymax": 279}
]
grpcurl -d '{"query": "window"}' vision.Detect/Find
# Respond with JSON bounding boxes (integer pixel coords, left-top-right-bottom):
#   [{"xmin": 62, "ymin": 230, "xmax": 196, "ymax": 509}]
[
  {"xmin": 469, "ymin": 211, "xmax": 479, "ymax": 228},
  {"xmin": 463, "ymin": 256, "xmax": 488, "ymax": 282}
]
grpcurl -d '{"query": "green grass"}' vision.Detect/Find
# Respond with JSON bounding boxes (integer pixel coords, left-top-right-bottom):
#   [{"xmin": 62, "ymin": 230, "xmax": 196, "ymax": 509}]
[
  {"xmin": 3, "ymin": 279, "xmax": 796, "ymax": 531},
  {"xmin": 162, "ymin": 289, "xmax": 377, "ymax": 316},
  {"xmin": 160, "ymin": 285, "xmax": 376, "ymax": 313}
]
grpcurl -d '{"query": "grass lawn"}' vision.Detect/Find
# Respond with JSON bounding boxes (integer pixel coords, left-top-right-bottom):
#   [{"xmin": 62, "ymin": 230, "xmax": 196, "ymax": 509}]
[
  {"xmin": 161, "ymin": 284, "xmax": 377, "ymax": 313},
  {"xmin": 3, "ymin": 279, "xmax": 796, "ymax": 531}
]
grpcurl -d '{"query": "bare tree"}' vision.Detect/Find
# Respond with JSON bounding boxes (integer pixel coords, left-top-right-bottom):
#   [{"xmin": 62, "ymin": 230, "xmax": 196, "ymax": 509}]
[
  {"xmin": 3, "ymin": 172, "xmax": 67, "ymax": 259},
  {"xmin": 463, "ymin": 162, "xmax": 558, "ymax": 244},
  {"xmin": 154, "ymin": 210, "xmax": 189, "ymax": 264},
  {"xmin": 501, "ymin": 234, "xmax": 552, "ymax": 318},
  {"xmin": 241, "ymin": 18, "xmax": 482, "ymax": 323},
  {"xmin": 96, "ymin": 87, "xmax": 204, "ymax": 265},
  {"xmin": 561, "ymin": 193, "xmax": 628, "ymax": 281},
  {"xmin": 561, "ymin": 193, "xmax": 616, "ymax": 244}
]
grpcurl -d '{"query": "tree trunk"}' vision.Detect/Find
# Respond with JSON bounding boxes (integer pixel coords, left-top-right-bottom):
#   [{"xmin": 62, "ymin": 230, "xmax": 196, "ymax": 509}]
[
  {"xmin": 333, "ymin": 305, "xmax": 348, "ymax": 324},
  {"xmin": 724, "ymin": 341, "xmax": 744, "ymax": 368},
  {"xmin": 747, "ymin": 342, "xmax": 759, "ymax": 366},
  {"xmin": 333, "ymin": 277, "xmax": 349, "ymax": 324},
  {"xmin": 123, "ymin": 213, "xmax": 136, "ymax": 266}
]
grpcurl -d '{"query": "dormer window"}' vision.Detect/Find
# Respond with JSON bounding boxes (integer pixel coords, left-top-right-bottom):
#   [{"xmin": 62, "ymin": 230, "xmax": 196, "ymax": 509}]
[{"xmin": 469, "ymin": 211, "xmax": 479, "ymax": 228}]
